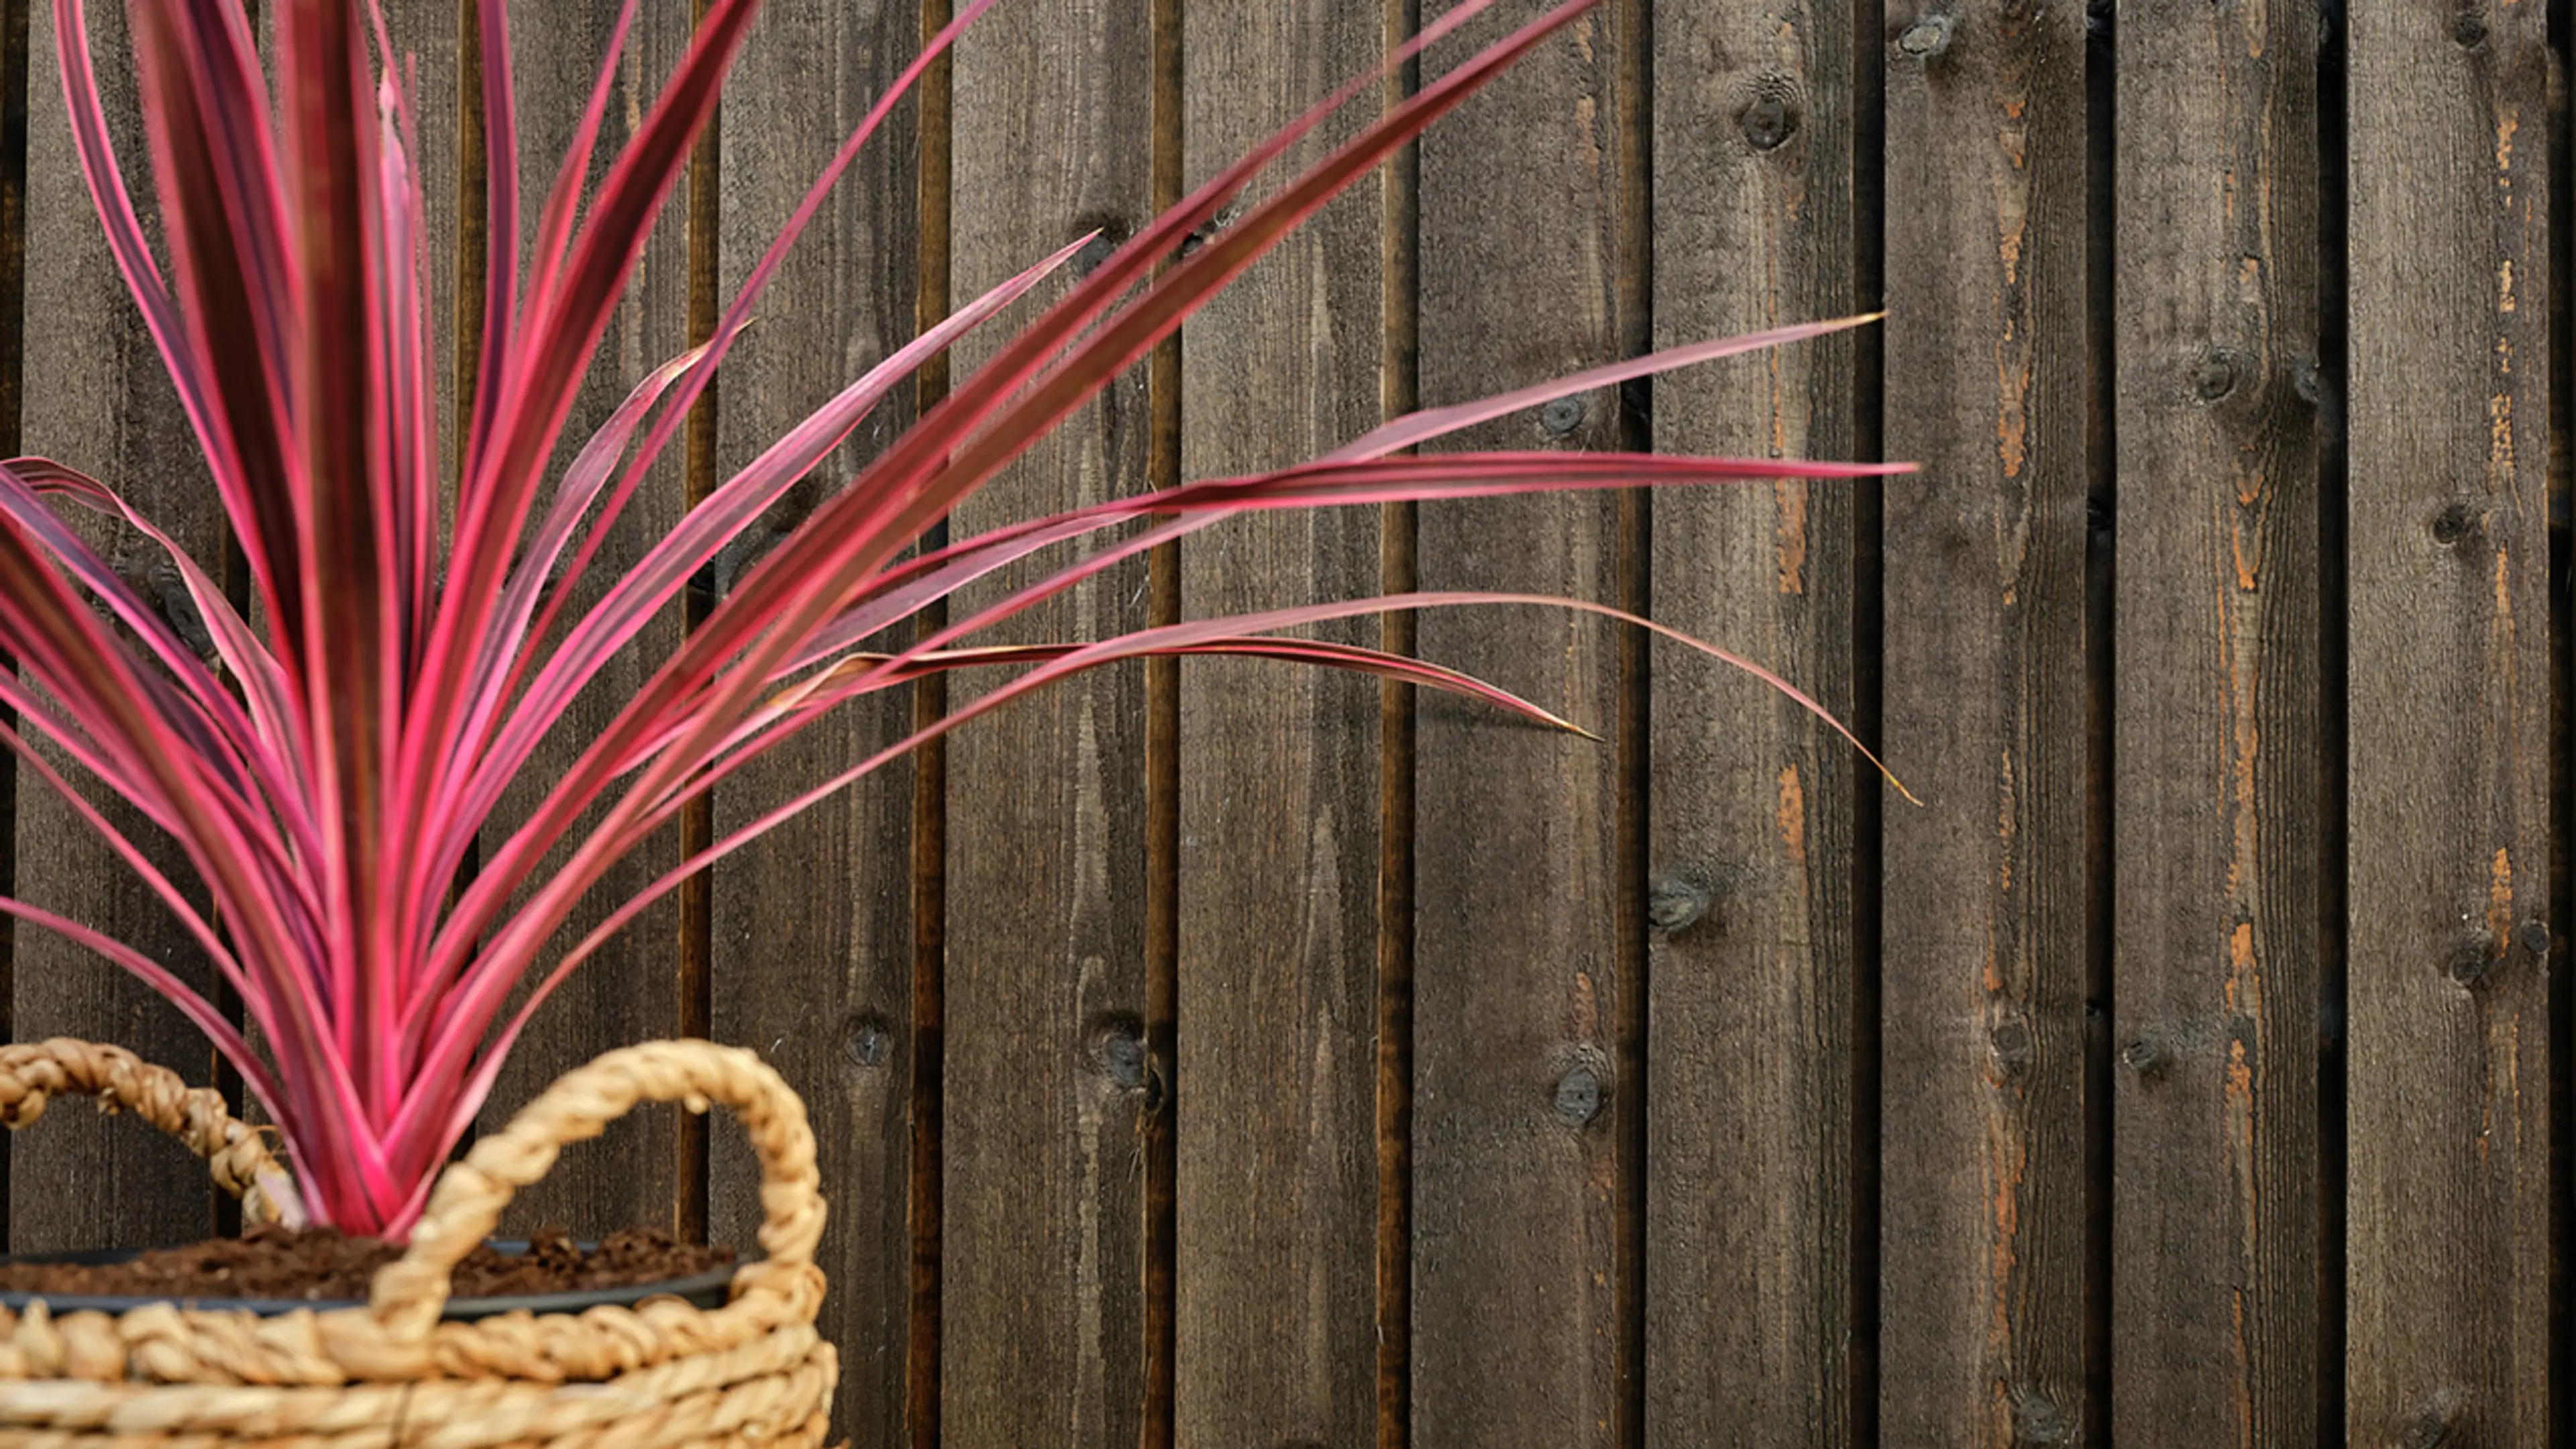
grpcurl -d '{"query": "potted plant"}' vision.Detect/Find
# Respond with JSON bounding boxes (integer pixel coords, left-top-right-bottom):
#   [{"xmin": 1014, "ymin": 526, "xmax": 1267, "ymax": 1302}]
[{"xmin": 0, "ymin": 0, "xmax": 1901, "ymax": 1438}]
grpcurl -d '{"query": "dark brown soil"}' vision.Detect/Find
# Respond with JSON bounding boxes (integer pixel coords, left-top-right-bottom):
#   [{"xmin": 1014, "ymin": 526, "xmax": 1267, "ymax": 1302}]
[{"xmin": 0, "ymin": 1225, "xmax": 734, "ymax": 1302}]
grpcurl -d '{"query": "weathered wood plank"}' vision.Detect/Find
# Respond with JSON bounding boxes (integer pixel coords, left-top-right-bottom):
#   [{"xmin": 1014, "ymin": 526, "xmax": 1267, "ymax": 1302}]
[
  {"xmin": 376, "ymin": 0, "xmax": 459, "ymax": 535},
  {"xmin": 706, "ymin": 1, "xmax": 921, "ymax": 1443},
  {"xmin": 1410, "ymin": 3, "xmax": 1642, "ymax": 1443},
  {"xmin": 2343, "ymin": 4, "xmax": 2552, "ymax": 1441},
  {"xmin": 480, "ymin": 0, "xmax": 696, "ymax": 1237},
  {"xmin": 1173, "ymin": 5, "xmax": 1385, "ymax": 1444},
  {"xmin": 0, "ymin": 0, "xmax": 25, "ymax": 1247},
  {"xmin": 1642, "ymin": 0, "xmax": 1858, "ymax": 1438},
  {"xmin": 11, "ymin": 0, "xmax": 223, "ymax": 1252},
  {"xmin": 1876, "ymin": 3, "xmax": 2091, "ymax": 1441},
  {"xmin": 2111, "ymin": 1, "xmax": 2322, "ymax": 1440},
  {"xmin": 941, "ymin": 2, "xmax": 1155, "ymax": 1440}
]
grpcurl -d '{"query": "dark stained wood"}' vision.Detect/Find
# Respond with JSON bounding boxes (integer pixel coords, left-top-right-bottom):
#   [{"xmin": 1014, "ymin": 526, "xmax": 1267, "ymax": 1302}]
[
  {"xmin": 11, "ymin": 0, "xmax": 223, "ymax": 1252},
  {"xmin": 1876, "ymin": 2, "xmax": 2091, "ymax": 1440},
  {"xmin": 2343, "ymin": 3, "xmax": 2552, "ymax": 1441},
  {"xmin": 1642, "ymin": 0, "xmax": 1859, "ymax": 1438},
  {"xmin": 478, "ymin": 0, "xmax": 696, "ymax": 1237},
  {"xmin": 1173, "ymin": 3, "xmax": 1385, "ymax": 1443},
  {"xmin": 2111, "ymin": 1, "xmax": 2322, "ymax": 1440},
  {"xmin": 705, "ymin": 1, "xmax": 921, "ymax": 1442},
  {"xmin": 1409, "ymin": 3, "xmax": 1642, "ymax": 1443},
  {"xmin": 941, "ymin": 1, "xmax": 1155, "ymax": 1440},
  {"xmin": 0, "ymin": 0, "xmax": 24, "ymax": 1248},
  {"xmin": 376, "ymin": 0, "xmax": 460, "ymax": 522},
  {"xmin": 9, "ymin": 3, "xmax": 2576, "ymax": 1431}
]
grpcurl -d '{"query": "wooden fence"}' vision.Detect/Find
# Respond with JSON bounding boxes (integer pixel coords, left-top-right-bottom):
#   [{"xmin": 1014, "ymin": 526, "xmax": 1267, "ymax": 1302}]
[{"xmin": 0, "ymin": 0, "xmax": 2560, "ymax": 1444}]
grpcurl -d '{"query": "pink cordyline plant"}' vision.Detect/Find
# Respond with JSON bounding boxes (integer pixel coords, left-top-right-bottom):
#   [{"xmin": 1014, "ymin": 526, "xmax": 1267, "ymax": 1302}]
[{"xmin": 0, "ymin": 0, "xmax": 1904, "ymax": 1238}]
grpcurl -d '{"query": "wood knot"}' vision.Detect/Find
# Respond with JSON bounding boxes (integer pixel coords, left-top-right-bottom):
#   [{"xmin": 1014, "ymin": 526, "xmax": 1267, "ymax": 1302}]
[
  {"xmin": 1070, "ymin": 223, "xmax": 1128, "ymax": 279},
  {"xmin": 2191, "ymin": 349, "xmax": 2244, "ymax": 402},
  {"xmin": 1896, "ymin": 15, "xmax": 1952, "ymax": 56},
  {"xmin": 2120, "ymin": 1035, "xmax": 2167, "ymax": 1082},
  {"xmin": 2398, "ymin": 1388, "xmax": 2464, "ymax": 1448},
  {"xmin": 2447, "ymin": 928, "xmax": 2500, "ymax": 987},
  {"xmin": 1739, "ymin": 92, "xmax": 1799, "ymax": 150},
  {"xmin": 1646, "ymin": 875, "xmax": 1711, "ymax": 933},
  {"xmin": 1553, "ymin": 1065, "xmax": 1603, "ymax": 1128},
  {"xmin": 842, "ymin": 1014, "xmax": 894, "ymax": 1070},
  {"xmin": 1087, "ymin": 1016, "xmax": 1149, "ymax": 1090},
  {"xmin": 1988, "ymin": 1019, "xmax": 2035, "ymax": 1077},
  {"xmin": 2428, "ymin": 498, "xmax": 2481, "ymax": 547},
  {"xmin": 1548, "ymin": 1045, "xmax": 1612, "ymax": 1130},
  {"xmin": 2007, "ymin": 1381, "xmax": 2074, "ymax": 1443}
]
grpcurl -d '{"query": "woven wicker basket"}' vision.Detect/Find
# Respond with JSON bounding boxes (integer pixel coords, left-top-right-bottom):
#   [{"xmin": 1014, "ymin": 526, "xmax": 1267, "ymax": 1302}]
[{"xmin": 0, "ymin": 1036, "xmax": 835, "ymax": 1447}]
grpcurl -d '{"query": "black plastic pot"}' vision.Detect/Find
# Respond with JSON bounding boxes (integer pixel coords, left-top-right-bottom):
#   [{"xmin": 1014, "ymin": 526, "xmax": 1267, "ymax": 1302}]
[{"xmin": 0, "ymin": 1239, "xmax": 737, "ymax": 1321}]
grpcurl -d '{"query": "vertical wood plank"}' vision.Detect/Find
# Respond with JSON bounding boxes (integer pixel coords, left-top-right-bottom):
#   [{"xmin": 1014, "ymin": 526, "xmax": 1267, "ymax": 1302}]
[
  {"xmin": 1410, "ymin": 3, "xmax": 1642, "ymax": 1443},
  {"xmin": 1642, "ymin": 0, "xmax": 1859, "ymax": 1438},
  {"xmin": 2111, "ymin": 1, "xmax": 2322, "ymax": 1440},
  {"xmin": 480, "ymin": 0, "xmax": 696, "ymax": 1236},
  {"xmin": 1173, "ymin": 5, "xmax": 1385, "ymax": 1444},
  {"xmin": 0, "ymin": 0, "xmax": 24, "ymax": 1247},
  {"xmin": 2343, "ymin": 3, "xmax": 2553, "ymax": 1441},
  {"xmin": 1876, "ymin": 2, "xmax": 2092, "ymax": 1441},
  {"xmin": 706, "ymin": 1, "xmax": 921, "ymax": 1443},
  {"xmin": 11, "ymin": 0, "xmax": 221, "ymax": 1252},
  {"xmin": 377, "ymin": 0, "xmax": 459, "ymax": 520},
  {"xmin": 943, "ymin": 3, "xmax": 1155, "ymax": 1440}
]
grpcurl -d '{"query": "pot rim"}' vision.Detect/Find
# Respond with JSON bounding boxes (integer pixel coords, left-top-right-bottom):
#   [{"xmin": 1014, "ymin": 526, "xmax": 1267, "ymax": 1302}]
[{"xmin": 0, "ymin": 1238, "xmax": 741, "ymax": 1320}]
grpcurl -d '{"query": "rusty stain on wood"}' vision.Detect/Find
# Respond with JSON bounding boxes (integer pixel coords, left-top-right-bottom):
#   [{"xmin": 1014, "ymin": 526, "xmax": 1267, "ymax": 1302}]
[
  {"xmin": 2112, "ymin": 0, "xmax": 2324, "ymax": 1441},
  {"xmin": 2345, "ymin": 0, "xmax": 2553, "ymax": 1438},
  {"xmin": 1880, "ymin": 1, "xmax": 2090, "ymax": 1441}
]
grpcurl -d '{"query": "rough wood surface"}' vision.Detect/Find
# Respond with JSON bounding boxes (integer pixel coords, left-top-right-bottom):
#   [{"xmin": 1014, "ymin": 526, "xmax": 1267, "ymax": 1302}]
[
  {"xmin": 0, "ymin": 0, "xmax": 23, "ymax": 1249},
  {"xmin": 704, "ymin": 2, "xmax": 921, "ymax": 1444},
  {"xmin": 2111, "ymin": 1, "xmax": 2322, "ymax": 1440},
  {"xmin": 478, "ymin": 0, "xmax": 695, "ymax": 1238},
  {"xmin": 11, "ymin": 0, "xmax": 222, "ymax": 1252},
  {"xmin": 1876, "ymin": 3, "xmax": 2091, "ymax": 1442},
  {"xmin": 1409, "ymin": 4, "xmax": 1641, "ymax": 1443},
  {"xmin": 1642, "ymin": 0, "xmax": 1857, "ymax": 1439},
  {"xmin": 941, "ymin": 2, "xmax": 1155, "ymax": 1441},
  {"xmin": 1173, "ymin": 3, "xmax": 1385, "ymax": 1444},
  {"xmin": 2343, "ymin": 3, "xmax": 2553, "ymax": 1442}
]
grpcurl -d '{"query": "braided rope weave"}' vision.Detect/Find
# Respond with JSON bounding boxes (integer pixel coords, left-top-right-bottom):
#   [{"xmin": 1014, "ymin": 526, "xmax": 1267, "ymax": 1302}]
[{"xmin": 0, "ymin": 1038, "xmax": 835, "ymax": 1446}]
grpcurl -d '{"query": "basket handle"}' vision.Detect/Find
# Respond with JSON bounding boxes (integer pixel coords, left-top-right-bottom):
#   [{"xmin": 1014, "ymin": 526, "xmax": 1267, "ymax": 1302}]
[
  {"xmin": 0, "ymin": 1038, "xmax": 293, "ymax": 1226},
  {"xmin": 369, "ymin": 1038, "xmax": 822, "ymax": 1337}
]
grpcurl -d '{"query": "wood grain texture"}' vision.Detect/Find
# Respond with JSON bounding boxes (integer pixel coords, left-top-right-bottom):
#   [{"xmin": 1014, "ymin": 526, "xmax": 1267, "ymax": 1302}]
[
  {"xmin": 1876, "ymin": 3, "xmax": 2091, "ymax": 1442},
  {"xmin": 378, "ymin": 0, "xmax": 460, "ymax": 537},
  {"xmin": 1642, "ymin": 0, "xmax": 1858, "ymax": 1439},
  {"xmin": 478, "ymin": 0, "xmax": 696, "ymax": 1237},
  {"xmin": 2343, "ymin": 4, "xmax": 2552, "ymax": 1442},
  {"xmin": 11, "ymin": 0, "xmax": 221, "ymax": 1252},
  {"xmin": 706, "ymin": 1, "xmax": 921, "ymax": 1442},
  {"xmin": 1173, "ymin": 5, "xmax": 1386, "ymax": 1445},
  {"xmin": 1169, "ymin": 6, "xmax": 1387, "ymax": 1446},
  {"xmin": 0, "ymin": 0, "xmax": 23, "ymax": 1248},
  {"xmin": 941, "ymin": 2, "xmax": 1155, "ymax": 1441},
  {"xmin": 2111, "ymin": 1, "xmax": 2322, "ymax": 1441},
  {"xmin": 1410, "ymin": 3, "xmax": 1642, "ymax": 1444}
]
